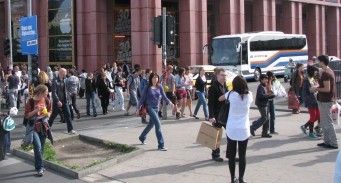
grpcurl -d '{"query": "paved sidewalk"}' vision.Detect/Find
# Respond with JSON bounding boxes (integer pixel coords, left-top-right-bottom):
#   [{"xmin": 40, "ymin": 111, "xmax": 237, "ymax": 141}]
[{"xmin": 80, "ymin": 109, "xmax": 340, "ymax": 183}]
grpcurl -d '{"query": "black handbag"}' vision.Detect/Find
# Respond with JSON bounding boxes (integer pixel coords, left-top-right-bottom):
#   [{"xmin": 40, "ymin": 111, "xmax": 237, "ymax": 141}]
[{"xmin": 217, "ymin": 91, "xmax": 231, "ymax": 126}]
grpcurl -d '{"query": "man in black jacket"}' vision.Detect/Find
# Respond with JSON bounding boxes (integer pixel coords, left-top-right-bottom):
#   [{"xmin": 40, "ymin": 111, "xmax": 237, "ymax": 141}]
[
  {"xmin": 250, "ymin": 74, "xmax": 275, "ymax": 138},
  {"xmin": 208, "ymin": 68, "xmax": 228, "ymax": 162},
  {"xmin": 48, "ymin": 68, "xmax": 76, "ymax": 134}
]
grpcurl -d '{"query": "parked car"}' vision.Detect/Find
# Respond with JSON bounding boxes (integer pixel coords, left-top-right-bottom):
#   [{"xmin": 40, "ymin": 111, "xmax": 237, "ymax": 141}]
[{"xmin": 189, "ymin": 65, "xmax": 237, "ymax": 91}]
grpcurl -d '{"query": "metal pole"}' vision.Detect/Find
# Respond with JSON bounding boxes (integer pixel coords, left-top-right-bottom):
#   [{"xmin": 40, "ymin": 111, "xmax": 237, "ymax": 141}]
[
  {"xmin": 162, "ymin": 7, "xmax": 167, "ymax": 120},
  {"xmin": 7, "ymin": 0, "xmax": 13, "ymax": 69},
  {"xmin": 240, "ymin": 43, "xmax": 242, "ymax": 75},
  {"xmin": 27, "ymin": 0, "xmax": 32, "ymax": 81}
]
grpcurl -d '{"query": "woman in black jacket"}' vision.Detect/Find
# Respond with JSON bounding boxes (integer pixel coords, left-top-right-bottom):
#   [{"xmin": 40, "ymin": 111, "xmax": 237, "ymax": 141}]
[
  {"xmin": 97, "ymin": 73, "xmax": 113, "ymax": 115},
  {"xmin": 85, "ymin": 73, "xmax": 97, "ymax": 117},
  {"xmin": 192, "ymin": 67, "xmax": 208, "ymax": 120}
]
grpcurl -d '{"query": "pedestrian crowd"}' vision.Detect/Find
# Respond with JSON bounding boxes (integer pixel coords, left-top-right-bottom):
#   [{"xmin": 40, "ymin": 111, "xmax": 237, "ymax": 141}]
[{"xmin": 0, "ymin": 55, "xmax": 340, "ymax": 182}]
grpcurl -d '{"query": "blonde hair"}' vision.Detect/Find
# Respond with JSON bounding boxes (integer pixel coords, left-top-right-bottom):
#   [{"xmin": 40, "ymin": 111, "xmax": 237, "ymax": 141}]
[
  {"xmin": 39, "ymin": 71, "xmax": 49, "ymax": 84},
  {"xmin": 34, "ymin": 84, "xmax": 48, "ymax": 95}
]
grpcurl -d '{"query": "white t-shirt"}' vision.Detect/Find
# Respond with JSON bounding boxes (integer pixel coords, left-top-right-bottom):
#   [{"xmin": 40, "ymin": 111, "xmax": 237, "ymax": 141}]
[
  {"xmin": 224, "ymin": 91, "xmax": 253, "ymax": 141},
  {"xmin": 184, "ymin": 73, "xmax": 193, "ymax": 90}
]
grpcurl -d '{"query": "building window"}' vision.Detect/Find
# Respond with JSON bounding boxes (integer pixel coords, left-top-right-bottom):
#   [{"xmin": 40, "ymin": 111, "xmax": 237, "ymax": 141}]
[
  {"xmin": 207, "ymin": 1, "xmax": 216, "ymax": 43},
  {"xmin": 113, "ymin": 0, "xmax": 131, "ymax": 65},
  {"xmin": 48, "ymin": 0, "xmax": 74, "ymax": 66},
  {"xmin": 11, "ymin": 0, "xmax": 27, "ymax": 63}
]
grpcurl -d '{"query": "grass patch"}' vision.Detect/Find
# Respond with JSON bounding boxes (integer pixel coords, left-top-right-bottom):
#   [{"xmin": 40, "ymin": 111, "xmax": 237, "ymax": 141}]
[{"xmin": 20, "ymin": 137, "xmax": 137, "ymax": 171}]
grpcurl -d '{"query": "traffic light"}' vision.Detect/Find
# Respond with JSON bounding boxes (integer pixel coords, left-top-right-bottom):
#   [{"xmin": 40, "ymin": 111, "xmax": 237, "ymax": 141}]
[
  {"xmin": 31, "ymin": 55, "xmax": 39, "ymax": 85},
  {"xmin": 12, "ymin": 38, "xmax": 21, "ymax": 55},
  {"xmin": 4, "ymin": 38, "xmax": 10, "ymax": 57},
  {"xmin": 151, "ymin": 16, "xmax": 162, "ymax": 47},
  {"xmin": 166, "ymin": 15, "xmax": 175, "ymax": 45}
]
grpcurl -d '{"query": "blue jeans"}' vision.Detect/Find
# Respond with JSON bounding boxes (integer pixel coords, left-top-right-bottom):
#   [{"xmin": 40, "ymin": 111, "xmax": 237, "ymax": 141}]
[
  {"xmin": 139, "ymin": 106, "xmax": 164, "ymax": 148},
  {"xmin": 194, "ymin": 91, "xmax": 208, "ymax": 118},
  {"xmin": 268, "ymin": 100, "xmax": 276, "ymax": 133},
  {"xmin": 48, "ymin": 102, "xmax": 74, "ymax": 132},
  {"xmin": 4, "ymin": 132, "xmax": 10, "ymax": 153},
  {"xmin": 86, "ymin": 92, "xmax": 97, "ymax": 114},
  {"xmin": 32, "ymin": 131, "xmax": 46, "ymax": 171}
]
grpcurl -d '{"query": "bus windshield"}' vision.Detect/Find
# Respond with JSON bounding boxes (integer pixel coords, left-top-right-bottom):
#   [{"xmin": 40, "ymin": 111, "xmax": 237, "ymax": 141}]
[{"xmin": 210, "ymin": 37, "xmax": 241, "ymax": 66}]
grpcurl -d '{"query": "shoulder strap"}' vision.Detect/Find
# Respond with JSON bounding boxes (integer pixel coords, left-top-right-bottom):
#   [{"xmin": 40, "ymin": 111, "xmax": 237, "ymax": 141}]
[
  {"xmin": 227, "ymin": 91, "xmax": 232, "ymax": 101},
  {"xmin": 29, "ymin": 98, "xmax": 34, "ymax": 111}
]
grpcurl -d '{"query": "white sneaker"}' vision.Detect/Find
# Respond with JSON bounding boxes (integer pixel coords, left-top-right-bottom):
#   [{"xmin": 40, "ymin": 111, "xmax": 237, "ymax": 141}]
[
  {"xmin": 69, "ymin": 130, "xmax": 77, "ymax": 134},
  {"xmin": 121, "ymin": 108, "xmax": 126, "ymax": 111},
  {"xmin": 158, "ymin": 147, "xmax": 168, "ymax": 151},
  {"xmin": 112, "ymin": 107, "xmax": 115, "ymax": 111}
]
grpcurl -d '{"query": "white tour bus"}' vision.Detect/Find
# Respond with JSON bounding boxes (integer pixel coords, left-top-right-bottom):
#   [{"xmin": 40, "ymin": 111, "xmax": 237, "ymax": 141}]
[{"xmin": 203, "ymin": 31, "xmax": 308, "ymax": 80}]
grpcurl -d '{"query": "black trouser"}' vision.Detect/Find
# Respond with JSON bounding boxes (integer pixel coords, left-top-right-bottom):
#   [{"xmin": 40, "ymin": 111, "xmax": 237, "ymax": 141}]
[
  {"xmin": 100, "ymin": 94, "xmax": 110, "ymax": 113},
  {"xmin": 70, "ymin": 93, "xmax": 79, "ymax": 114},
  {"xmin": 251, "ymin": 106, "xmax": 269, "ymax": 135},
  {"xmin": 211, "ymin": 122, "xmax": 228, "ymax": 158},
  {"xmin": 0, "ymin": 129, "xmax": 7, "ymax": 161},
  {"xmin": 227, "ymin": 136, "xmax": 248, "ymax": 181}
]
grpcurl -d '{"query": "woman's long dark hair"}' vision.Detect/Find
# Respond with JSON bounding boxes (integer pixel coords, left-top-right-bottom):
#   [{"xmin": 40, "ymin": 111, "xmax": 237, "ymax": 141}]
[
  {"xmin": 148, "ymin": 72, "xmax": 159, "ymax": 86},
  {"xmin": 232, "ymin": 76, "xmax": 249, "ymax": 100}
]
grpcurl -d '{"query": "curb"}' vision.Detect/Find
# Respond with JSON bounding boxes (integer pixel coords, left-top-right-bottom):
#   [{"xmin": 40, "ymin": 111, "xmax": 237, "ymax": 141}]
[
  {"xmin": 250, "ymin": 106, "xmax": 308, "ymax": 113},
  {"xmin": 12, "ymin": 135, "xmax": 144, "ymax": 179}
]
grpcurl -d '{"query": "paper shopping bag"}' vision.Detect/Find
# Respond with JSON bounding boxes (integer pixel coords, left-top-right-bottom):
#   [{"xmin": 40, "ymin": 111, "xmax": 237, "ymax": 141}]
[{"xmin": 196, "ymin": 122, "xmax": 223, "ymax": 149}]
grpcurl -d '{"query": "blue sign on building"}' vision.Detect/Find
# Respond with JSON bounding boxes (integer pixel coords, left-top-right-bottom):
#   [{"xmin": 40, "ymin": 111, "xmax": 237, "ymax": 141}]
[{"xmin": 20, "ymin": 16, "xmax": 38, "ymax": 55}]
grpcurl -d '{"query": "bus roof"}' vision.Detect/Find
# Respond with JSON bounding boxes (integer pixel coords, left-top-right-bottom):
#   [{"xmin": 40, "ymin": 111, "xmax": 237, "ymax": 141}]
[{"xmin": 213, "ymin": 31, "xmax": 306, "ymax": 39}]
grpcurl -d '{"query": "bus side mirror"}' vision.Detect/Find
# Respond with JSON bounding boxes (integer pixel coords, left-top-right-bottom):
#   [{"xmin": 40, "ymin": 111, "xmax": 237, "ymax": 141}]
[
  {"xmin": 202, "ymin": 45, "xmax": 207, "ymax": 54},
  {"xmin": 236, "ymin": 43, "xmax": 241, "ymax": 52}
]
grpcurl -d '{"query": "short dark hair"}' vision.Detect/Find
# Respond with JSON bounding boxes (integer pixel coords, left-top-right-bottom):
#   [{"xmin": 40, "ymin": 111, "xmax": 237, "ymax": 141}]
[
  {"xmin": 307, "ymin": 65, "xmax": 318, "ymax": 78},
  {"xmin": 184, "ymin": 66, "xmax": 190, "ymax": 71},
  {"xmin": 266, "ymin": 71, "xmax": 274, "ymax": 78},
  {"xmin": 149, "ymin": 72, "xmax": 159, "ymax": 86},
  {"xmin": 69, "ymin": 69, "xmax": 74, "ymax": 76},
  {"xmin": 318, "ymin": 55, "xmax": 330, "ymax": 66},
  {"xmin": 145, "ymin": 69, "xmax": 152, "ymax": 74},
  {"xmin": 117, "ymin": 67, "xmax": 122, "ymax": 72},
  {"xmin": 260, "ymin": 74, "xmax": 268, "ymax": 81}
]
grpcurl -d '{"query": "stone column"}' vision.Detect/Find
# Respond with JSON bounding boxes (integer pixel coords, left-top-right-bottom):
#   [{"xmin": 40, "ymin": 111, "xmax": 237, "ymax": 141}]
[
  {"xmin": 281, "ymin": 1, "xmax": 303, "ymax": 34},
  {"xmin": 306, "ymin": 4, "xmax": 326, "ymax": 58},
  {"xmin": 217, "ymin": 0, "xmax": 244, "ymax": 35},
  {"xmin": 131, "ymin": 0, "xmax": 162, "ymax": 73},
  {"xmin": 253, "ymin": 0, "xmax": 276, "ymax": 31},
  {"xmin": 76, "ymin": 0, "xmax": 110, "ymax": 71},
  {"xmin": 326, "ymin": 7, "xmax": 340, "ymax": 57},
  {"xmin": 33, "ymin": 0, "xmax": 49, "ymax": 70},
  {"xmin": 179, "ymin": 0, "xmax": 208, "ymax": 66}
]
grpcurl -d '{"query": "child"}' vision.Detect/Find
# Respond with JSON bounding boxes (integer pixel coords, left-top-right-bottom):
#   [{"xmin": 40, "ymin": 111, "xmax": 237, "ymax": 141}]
[{"xmin": 250, "ymin": 74, "xmax": 275, "ymax": 138}]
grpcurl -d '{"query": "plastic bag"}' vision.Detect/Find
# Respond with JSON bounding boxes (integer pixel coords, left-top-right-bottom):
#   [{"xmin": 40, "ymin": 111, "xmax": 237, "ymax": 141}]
[{"xmin": 331, "ymin": 103, "xmax": 340, "ymax": 125}]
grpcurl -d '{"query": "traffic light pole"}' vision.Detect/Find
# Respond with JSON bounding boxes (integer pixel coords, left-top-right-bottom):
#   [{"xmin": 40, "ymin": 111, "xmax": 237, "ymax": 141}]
[
  {"xmin": 7, "ymin": 0, "xmax": 13, "ymax": 69},
  {"xmin": 162, "ymin": 7, "xmax": 168, "ymax": 120},
  {"xmin": 27, "ymin": 0, "xmax": 32, "ymax": 81}
]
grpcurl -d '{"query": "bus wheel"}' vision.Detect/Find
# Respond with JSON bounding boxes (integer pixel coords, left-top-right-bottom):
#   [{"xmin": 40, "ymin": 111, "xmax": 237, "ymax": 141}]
[{"xmin": 254, "ymin": 68, "xmax": 261, "ymax": 81}]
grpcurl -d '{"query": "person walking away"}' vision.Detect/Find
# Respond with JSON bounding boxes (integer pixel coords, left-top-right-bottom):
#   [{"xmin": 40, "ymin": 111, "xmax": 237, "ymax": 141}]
[
  {"xmin": 14, "ymin": 66, "xmax": 23, "ymax": 108},
  {"xmin": 46, "ymin": 67, "xmax": 54, "ymax": 81},
  {"xmin": 192, "ymin": 67, "xmax": 208, "ymax": 121},
  {"xmin": 122, "ymin": 61, "xmax": 130, "ymax": 78},
  {"xmin": 48, "ymin": 68, "xmax": 76, "ymax": 134},
  {"xmin": 250, "ymin": 74, "xmax": 275, "ymax": 138},
  {"xmin": 125, "ymin": 68, "xmax": 141, "ymax": 115},
  {"xmin": 208, "ymin": 68, "xmax": 228, "ymax": 162},
  {"xmin": 85, "ymin": 73, "xmax": 97, "ymax": 117},
  {"xmin": 266, "ymin": 71, "xmax": 278, "ymax": 134},
  {"xmin": 66, "ymin": 69, "xmax": 80, "ymax": 119},
  {"xmin": 160, "ymin": 65, "xmax": 177, "ymax": 118},
  {"xmin": 139, "ymin": 69, "xmax": 152, "ymax": 124},
  {"xmin": 175, "ymin": 68, "xmax": 188, "ymax": 119},
  {"xmin": 291, "ymin": 63, "xmax": 304, "ymax": 114},
  {"xmin": 97, "ymin": 73, "xmax": 112, "ymax": 115},
  {"xmin": 78, "ymin": 69, "xmax": 87, "ymax": 98},
  {"xmin": 300, "ymin": 65, "xmax": 321, "ymax": 139},
  {"xmin": 137, "ymin": 72, "xmax": 174, "ymax": 151},
  {"xmin": 24, "ymin": 84, "xmax": 52, "ymax": 176},
  {"xmin": 112, "ymin": 67, "xmax": 126, "ymax": 112},
  {"xmin": 310, "ymin": 55, "xmax": 339, "ymax": 149},
  {"xmin": 184, "ymin": 66, "xmax": 194, "ymax": 117},
  {"xmin": 219, "ymin": 76, "xmax": 253, "ymax": 183},
  {"xmin": 7, "ymin": 70, "xmax": 19, "ymax": 108}
]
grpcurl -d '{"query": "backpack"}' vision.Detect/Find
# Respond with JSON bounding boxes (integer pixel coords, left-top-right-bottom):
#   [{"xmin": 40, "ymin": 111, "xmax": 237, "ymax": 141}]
[
  {"xmin": 23, "ymin": 98, "xmax": 49, "ymax": 126},
  {"xmin": 2, "ymin": 116, "xmax": 15, "ymax": 131}
]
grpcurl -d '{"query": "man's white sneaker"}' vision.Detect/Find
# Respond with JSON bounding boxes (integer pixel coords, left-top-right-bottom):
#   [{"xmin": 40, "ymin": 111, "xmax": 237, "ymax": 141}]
[{"xmin": 69, "ymin": 130, "xmax": 77, "ymax": 134}]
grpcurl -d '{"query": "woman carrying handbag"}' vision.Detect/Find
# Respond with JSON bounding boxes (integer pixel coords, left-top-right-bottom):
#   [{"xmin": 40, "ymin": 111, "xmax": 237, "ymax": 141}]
[
  {"xmin": 137, "ymin": 72, "xmax": 174, "ymax": 151},
  {"xmin": 97, "ymin": 73, "xmax": 113, "ymax": 115}
]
